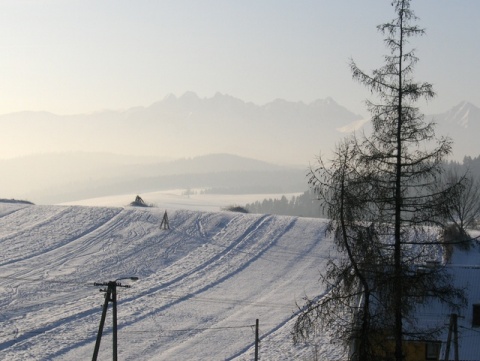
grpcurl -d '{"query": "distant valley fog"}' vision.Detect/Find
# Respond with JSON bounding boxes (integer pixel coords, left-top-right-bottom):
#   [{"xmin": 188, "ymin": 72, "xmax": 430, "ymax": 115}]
[{"xmin": 0, "ymin": 153, "xmax": 307, "ymax": 205}]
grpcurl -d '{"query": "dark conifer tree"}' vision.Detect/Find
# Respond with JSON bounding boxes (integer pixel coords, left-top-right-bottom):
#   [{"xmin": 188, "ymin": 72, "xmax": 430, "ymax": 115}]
[{"xmin": 294, "ymin": 1, "xmax": 465, "ymax": 360}]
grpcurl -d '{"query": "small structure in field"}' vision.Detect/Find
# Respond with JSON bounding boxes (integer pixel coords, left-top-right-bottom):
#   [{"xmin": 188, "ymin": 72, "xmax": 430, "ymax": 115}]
[
  {"xmin": 129, "ymin": 195, "xmax": 150, "ymax": 207},
  {"xmin": 160, "ymin": 210, "xmax": 170, "ymax": 230}
]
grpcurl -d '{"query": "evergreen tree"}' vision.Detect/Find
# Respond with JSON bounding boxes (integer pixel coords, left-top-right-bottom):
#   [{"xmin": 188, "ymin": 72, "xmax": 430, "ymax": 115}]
[{"xmin": 294, "ymin": 1, "xmax": 465, "ymax": 360}]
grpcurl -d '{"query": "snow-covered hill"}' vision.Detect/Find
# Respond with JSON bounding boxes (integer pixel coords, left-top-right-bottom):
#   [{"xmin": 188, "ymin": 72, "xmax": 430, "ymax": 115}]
[{"xmin": 0, "ymin": 203, "xmax": 343, "ymax": 360}]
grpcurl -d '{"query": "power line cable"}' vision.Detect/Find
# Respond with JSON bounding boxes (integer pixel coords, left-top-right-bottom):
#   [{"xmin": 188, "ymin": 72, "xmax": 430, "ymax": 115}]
[
  {"xmin": 0, "ymin": 323, "xmax": 262, "ymax": 341},
  {"xmin": 0, "ymin": 275, "xmax": 299, "ymax": 309}
]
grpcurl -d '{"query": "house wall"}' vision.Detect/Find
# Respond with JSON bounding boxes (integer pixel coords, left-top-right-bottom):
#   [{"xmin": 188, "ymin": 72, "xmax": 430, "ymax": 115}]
[
  {"xmin": 374, "ymin": 340, "xmax": 439, "ymax": 361},
  {"xmin": 404, "ymin": 341, "xmax": 438, "ymax": 361}
]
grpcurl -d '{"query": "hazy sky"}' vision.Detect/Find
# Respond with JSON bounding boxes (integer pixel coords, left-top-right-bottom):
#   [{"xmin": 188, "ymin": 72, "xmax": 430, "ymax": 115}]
[{"xmin": 0, "ymin": 0, "xmax": 478, "ymax": 117}]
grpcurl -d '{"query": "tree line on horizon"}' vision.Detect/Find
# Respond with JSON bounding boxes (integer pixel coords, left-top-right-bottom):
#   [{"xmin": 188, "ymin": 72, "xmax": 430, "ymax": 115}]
[
  {"xmin": 244, "ymin": 189, "xmax": 325, "ymax": 218},
  {"xmin": 244, "ymin": 156, "xmax": 480, "ymax": 228}
]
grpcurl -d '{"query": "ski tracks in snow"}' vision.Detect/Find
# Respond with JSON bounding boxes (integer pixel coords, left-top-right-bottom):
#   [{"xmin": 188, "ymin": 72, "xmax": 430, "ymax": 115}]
[
  {"xmin": 0, "ymin": 206, "xmax": 122, "ymax": 267},
  {"xmin": 0, "ymin": 205, "xmax": 332, "ymax": 360},
  {"xmin": 113, "ymin": 213, "xmax": 305, "ymax": 360}
]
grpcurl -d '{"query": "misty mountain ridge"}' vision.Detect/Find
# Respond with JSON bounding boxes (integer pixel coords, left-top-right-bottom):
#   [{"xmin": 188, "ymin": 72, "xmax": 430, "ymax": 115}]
[
  {"xmin": 428, "ymin": 101, "xmax": 480, "ymax": 161},
  {"xmin": 145, "ymin": 91, "xmax": 360, "ymax": 121},
  {"xmin": 0, "ymin": 92, "xmax": 363, "ymax": 165},
  {"xmin": 1, "ymin": 94, "xmax": 478, "ymax": 204},
  {"xmin": 3, "ymin": 93, "xmax": 476, "ymax": 165},
  {"xmin": 431, "ymin": 101, "xmax": 480, "ymax": 128}
]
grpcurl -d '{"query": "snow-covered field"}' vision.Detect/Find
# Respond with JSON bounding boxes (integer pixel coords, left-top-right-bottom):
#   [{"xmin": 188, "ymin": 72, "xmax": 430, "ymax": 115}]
[{"xmin": 0, "ymin": 201, "xmax": 344, "ymax": 360}]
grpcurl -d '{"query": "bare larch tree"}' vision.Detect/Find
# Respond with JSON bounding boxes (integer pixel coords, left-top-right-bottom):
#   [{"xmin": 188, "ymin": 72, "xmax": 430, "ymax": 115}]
[{"xmin": 294, "ymin": 1, "xmax": 466, "ymax": 360}]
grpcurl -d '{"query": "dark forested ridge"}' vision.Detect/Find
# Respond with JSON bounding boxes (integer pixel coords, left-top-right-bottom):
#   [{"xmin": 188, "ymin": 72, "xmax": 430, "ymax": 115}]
[
  {"xmin": 245, "ymin": 189, "xmax": 325, "ymax": 218},
  {"xmin": 451, "ymin": 154, "xmax": 480, "ymax": 177},
  {"xmin": 244, "ymin": 155, "xmax": 480, "ymax": 219}
]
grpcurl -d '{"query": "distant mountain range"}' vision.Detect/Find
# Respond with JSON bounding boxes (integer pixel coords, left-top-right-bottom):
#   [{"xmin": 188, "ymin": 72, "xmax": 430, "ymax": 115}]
[
  {"xmin": 0, "ymin": 92, "xmax": 362, "ymax": 165},
  {"xmin": 1, "ymin": 93, "xmax": 476, "ymax": 166},
  {"xmin": 0, "ymin": 93, "xmax": 478, "ymax": 204}
]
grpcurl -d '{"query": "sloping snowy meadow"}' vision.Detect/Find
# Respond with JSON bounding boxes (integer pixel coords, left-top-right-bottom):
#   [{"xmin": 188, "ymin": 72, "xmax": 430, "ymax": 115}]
[{"xmin": 0, "ymin": 199, "xmax": 345, "ymax": 360}]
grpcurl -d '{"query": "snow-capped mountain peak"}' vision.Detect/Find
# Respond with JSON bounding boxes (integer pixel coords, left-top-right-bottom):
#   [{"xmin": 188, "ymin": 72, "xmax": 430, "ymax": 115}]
[{"xmin": 439, "ymin": 101, "xmax": 480, "ymax": 128}]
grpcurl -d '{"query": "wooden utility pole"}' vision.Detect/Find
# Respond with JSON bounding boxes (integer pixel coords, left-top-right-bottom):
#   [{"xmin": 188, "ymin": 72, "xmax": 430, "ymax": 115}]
[
  {"xmin": 444, "ymin": 313, "xmax": 459, "ymax": 361},
  {"xmin": 92, "ymin": 277, "xmax": 138, "ymax": 361},
  {"xmin": 92, "ymin": 282, "xmax": 114, "ymax": 361},
  {"xmin": 453, "ymin": 313, "xmax": 459, "ymax": 361},
  {"xmin": 255, "ymin": 319, "xmax": 259, "ymax": 361},
  {"xmin": 112, "ymin": 283, "xmax": 118, "ymax": 361}
]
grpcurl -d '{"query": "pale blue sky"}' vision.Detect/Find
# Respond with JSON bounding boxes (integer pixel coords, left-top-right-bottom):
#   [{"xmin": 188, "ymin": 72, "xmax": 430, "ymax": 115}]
[{"xmin": 0, "ymin": 0, "xmax": 478, "ymax": 116}]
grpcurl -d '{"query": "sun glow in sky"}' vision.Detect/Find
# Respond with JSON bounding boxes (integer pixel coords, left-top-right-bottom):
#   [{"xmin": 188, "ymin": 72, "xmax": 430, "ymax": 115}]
[{"xmin": 0, "ymin": 0, "xmax": 478, "ymax": 116}]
